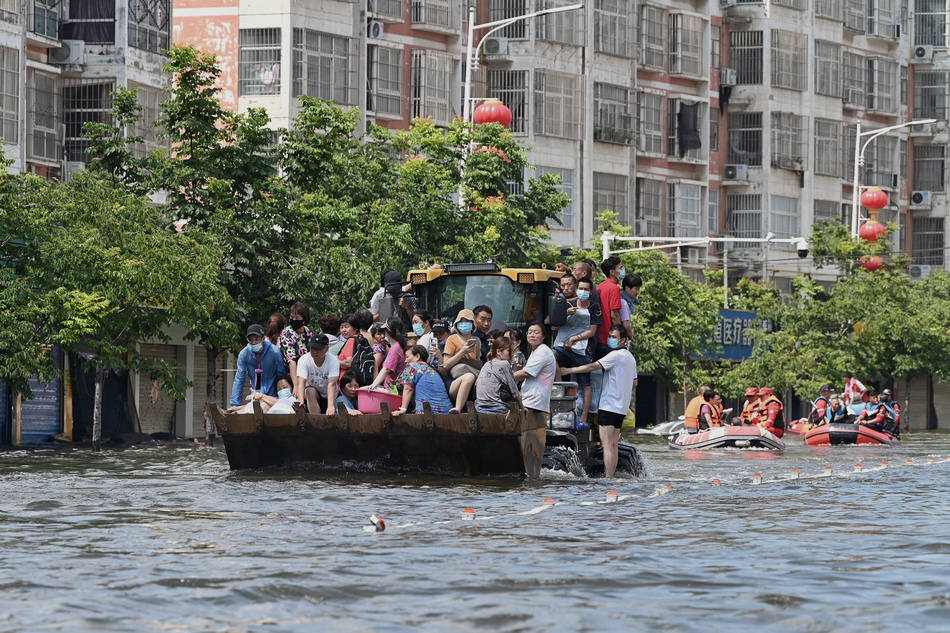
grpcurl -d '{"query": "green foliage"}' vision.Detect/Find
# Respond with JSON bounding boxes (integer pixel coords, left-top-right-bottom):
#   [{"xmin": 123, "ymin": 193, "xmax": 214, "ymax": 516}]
[{"xmin": 809, "ymin": 220, "xmax": 901, "ymax": 274}]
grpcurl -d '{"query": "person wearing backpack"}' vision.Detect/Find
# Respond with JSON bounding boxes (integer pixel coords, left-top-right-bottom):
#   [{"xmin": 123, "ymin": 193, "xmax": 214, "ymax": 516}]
[{"xmin": 348, "ymin": 309, "xmax": 378, "ymax": 386}]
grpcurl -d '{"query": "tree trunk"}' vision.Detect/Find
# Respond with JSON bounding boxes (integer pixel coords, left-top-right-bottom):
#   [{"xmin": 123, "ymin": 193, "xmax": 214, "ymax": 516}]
[
  {"xmin": 203, "ymin": 347, "xmax": 218, "ymax": 446},
  {"xmin": 92, "ymin": 366, "xmax": 104, "ymax": 451}
]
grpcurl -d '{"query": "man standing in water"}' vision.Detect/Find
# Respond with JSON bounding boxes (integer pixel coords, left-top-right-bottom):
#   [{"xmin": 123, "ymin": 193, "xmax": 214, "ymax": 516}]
[{"xmin": 561, "ymin": 325, "xmax": 637, "ymax": 478}]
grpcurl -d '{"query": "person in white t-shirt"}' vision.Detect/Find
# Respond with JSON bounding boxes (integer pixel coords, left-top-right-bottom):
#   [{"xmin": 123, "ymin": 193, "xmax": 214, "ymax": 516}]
[
  {"xmin": 561, "ymin": 325, "xmax": 637, "ymax": 478},
  {"xmin": 295, "ymin": 334, "xmax": 340, "ymax": 414},
  {"xmin": 513, "ymin": 322, "xmax": 557, "ymax": 478}
]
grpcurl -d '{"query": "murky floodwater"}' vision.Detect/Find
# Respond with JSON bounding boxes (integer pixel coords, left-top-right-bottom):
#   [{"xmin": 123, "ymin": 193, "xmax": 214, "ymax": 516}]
[{"xmin": 2, "ymin": 432, "xmax": 949, "ymax": 633}]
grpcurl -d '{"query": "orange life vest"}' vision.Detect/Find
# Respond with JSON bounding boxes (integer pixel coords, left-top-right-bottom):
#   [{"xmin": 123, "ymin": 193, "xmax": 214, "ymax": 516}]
[
  {"xmin": 684, "ymin": 395, "xmax": 706, "ymax": 430},
  {"xmin": 710, "ymin": 403, "xmax": 723, "ymax": 427},
  {"xmin": 758, "ymin": 395, "xmax": 784, "ymax": 425},
  {"xmin": 740, "ymin": 399, "xmax": 760, "ymax": 423}
]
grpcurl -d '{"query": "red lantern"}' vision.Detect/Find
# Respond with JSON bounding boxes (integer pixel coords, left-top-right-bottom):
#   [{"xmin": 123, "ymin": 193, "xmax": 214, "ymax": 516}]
[
  {"xmin": 860, "ymin": 255, "xmax": 885, "ymax": 271},
  {"xmin": 859, "ymin": 220, "xmax": 887, "ymax": 243},
  {"xmin": 473, "ymin": 99, "xmax": 512, "ymax": 127},
  {"xmin": 860, "ymin": 187, "xmax": 888, "ymax": 210}
]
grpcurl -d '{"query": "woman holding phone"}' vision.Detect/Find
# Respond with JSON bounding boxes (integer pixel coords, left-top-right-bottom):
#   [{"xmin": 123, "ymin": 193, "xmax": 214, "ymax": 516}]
[{"xmin": 441, "ymin": 309, "xmax": 481, "ymax": 413}]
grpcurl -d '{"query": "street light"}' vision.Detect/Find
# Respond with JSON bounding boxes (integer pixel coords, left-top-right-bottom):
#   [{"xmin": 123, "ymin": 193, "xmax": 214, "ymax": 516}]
[
  {"xmin": 461, "ymin": 3, "xmax": 584, "ymax": 125},
  {"xmin": 850, "ymin": 118, "xmax": 936, "ymax": 237}
]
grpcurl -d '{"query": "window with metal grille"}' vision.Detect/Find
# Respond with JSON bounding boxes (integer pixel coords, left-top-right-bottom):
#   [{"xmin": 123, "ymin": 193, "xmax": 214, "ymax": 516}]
[
  {"xmin": 639, "ymin": 4, "xmax": 665, "ymax": 71},
  {"xmin": 914, "ymin": 71, "xmax": 948, "ymax": 120},
  {"xmin": 538, "ymin": 166, "xmax": 576, "ymax": 229},
  {"xmin": 900, "ymin": 139, "xmax": 907, "ymax": 184},
  {"xmin": 843, "ymin": 51, "xmax": 865, "ymax": 107},
  {"xmin": 593, "ymin": 172, "xmax": 630, "ymax": 225},
  {"xmin": 0, "ymin": 47, "xmax": 17, "ymax": 144},
  {"xmin": 669, "ymin": 13, "xmax": 703, "ymax": 76},
  {"xmin": 814, "ymin": 119, "xmax": 841, "ymax": 177},
  {"xmin": 128, "ymin": 0, "xmax": 170, "ymax": 53},
  {"xmin": 239, "ymin": 29, "xmax": 281, "ymax": 96},
  {"xmin": 410, "ymin": 50, "xmax": 454, "ymax": 126},
  {"xmin": 293, "ymin": 29, "xmax": 353, "ymax": 104},
  {"xmin": 638, "ymin": 91, "xmax": 663, "ymax": 154},
  {"xmin": 668, "ymin": 98, "xmax": 704, "ymax": 160},
  {"xmin": 727, "ymin": 193, "xmax": 762, "ymax": 248},
  {"xmin": 866, "ymin": 136, "xmax": 896, "ymax": 187},
  {"xmin": 593, "ymin": 82, "xmax": 634, "ymax": 145},
  {"xmin": 534, "ymin": 71, "xmax": 580, "ymax": 139},
  {"xmin": 412, "ymin": 0, "xmax": 452, "ymax": 29},
  {"xmin": 845, "ymin": 0, "xmax": 865, "ymax": 32},
  {"xmin": 636, "ymin": 178, "xmax": 664, "ymax": 235},
  {"xmin": 371, "ymin": 0, "xmax": 404, "ymax": 21},
  {"xmin": 489, "ymin": 0, "xmax": 528, "ymax": 39},
  {"xmin": 815, "ymin": 40, "xmax": 840, "ymax": 98},
  {"xmin": 537, "ymin": 0, "xmax": 582, "ymax": 46},
  {"xmin": 727, "ymin": 112, "xmax": 762, "ymax": 166},
  {"xmin": 711, "ymin": 25, "xmax": 720, "ymax": 70},
  {"xmin": 901, "ymin": 65, "xmax": 908, "ymax": 106},
  {"xmin": 32, "ymin": 0, "xmax": 62, "ymax": 38},
  {"xmin": 595, "ymin": 0, "xmax": 633, "ymax": 58},
  {"xmin": 913, "ymin": 145, "xmax": 945, "ymax": 192},
  {"xmin": 708, "ymin": 192, "xmax": 719, "ymax": 234},
  {"xmin": 63, "ymin": 79, "xmax": 114, "ymax": 162},
  {"xmin": 842, "ymin": 124, "xmax": 857, "ymax": 179},
  {"xmin": 129, "ymin": 83, "xmax": 166, "ymax": 159},
  {"xmin": 667, "ymin": 182, "xmax": 702, "ymax": 237},
  {"xmin": 770, "ymin": 195, "xmax": 799, "ymax": 241},
  {"xmin": 814, "ymin": 199, "xmax": 842, "ymax": 224},
  {"xmin": 914, "ymin": 0, "xmax": 946, "ymax": 46},
  {"xmin": 868, "ymin": 0, "xmax": 898, "ymax": 37},
  {"xmin": 774, "ymin": 0, "xmax": 806, "ymax": 8},
  {"xmin": 867, "ymin": 58, "xmax": 896, "ymax": 113},
  {"xmin": 0, "ymin": 0, "xmax": 17, "ymax": 24},
  {"xmin": 912, "ymin": 217, "xmax": 944, "ymax": 265},
  {"xmin": 61, "ymin": 1, "xmax": 115, "ymax": 42},
  {"xmin": 815, "ymin": 0, "xmax": 843, "ymax": 21},
  {"xmin": 771, "ymin": 112, "xmax": 806, "ymax": 170},
  {"xmin": 771, "ymin": 29, "xmax": 806, "ymax": 91},
  {"xmin": 487, "ymin": 70, "xmax": 527, "ymax": 134},
  {"xmin": 28, "ymin": 70, "xmax": 59, "ymax": 161},
  {"xmin": 729, "ymin": 31, "xmax": 763, "ymax": 85},
  {"xmin": 710, "ymin": 106, "xmax": 719, "ymax": 152},
  {"xmin": 368, "ymin": 45, "xmax": 402, "ymax": 116}
]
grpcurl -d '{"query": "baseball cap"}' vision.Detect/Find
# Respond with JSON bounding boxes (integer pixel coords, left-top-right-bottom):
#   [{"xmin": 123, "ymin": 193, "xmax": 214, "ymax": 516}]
[
  {"xmin": 431, "ymin": 320, "xmax": 450, "ymax": 333},
  {"xmin": 308, "ymin": 334, "xmax": 330, "ymax": 349},
  {"xmin": 383, "ymin": 270, "xmax": 404, "ymax": 293},
  {"xmin": 820, "ymin": 384, "xmax": 831, "ymax": 391},
  {"xmin": 246, "ymin": 324, "xmax": 264, "ymax": 338}
]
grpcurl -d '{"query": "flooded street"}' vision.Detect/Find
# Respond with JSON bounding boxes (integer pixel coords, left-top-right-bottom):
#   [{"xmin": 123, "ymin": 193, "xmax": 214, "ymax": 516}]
[{"xmin": 2, "ymin": 434, "xmax": 949, "ymax": 633}]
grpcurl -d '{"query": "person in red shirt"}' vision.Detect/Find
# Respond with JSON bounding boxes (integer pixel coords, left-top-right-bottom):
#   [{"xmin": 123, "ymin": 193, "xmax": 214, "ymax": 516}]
[
  {"xmin": 596, "ymin": 256, "xmax": 625, "ymax": 350},
  {"xmin": 756, "ymin": 387, "xmax": 785, "ymax": 438}
]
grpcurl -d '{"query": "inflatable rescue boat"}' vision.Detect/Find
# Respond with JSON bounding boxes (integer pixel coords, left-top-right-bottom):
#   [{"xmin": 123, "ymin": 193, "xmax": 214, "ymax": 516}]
[
  {"xmin": 803, "ymin": 423, "xmax": 900, "ymax": 446},
  {"xmin": 669, "ymin": 424, "xmax": 785, "ymax": 450}
]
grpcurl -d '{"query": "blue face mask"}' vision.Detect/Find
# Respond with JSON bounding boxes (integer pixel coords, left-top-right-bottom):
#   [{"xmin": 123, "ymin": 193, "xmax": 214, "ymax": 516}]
[
  {"xmin": 277, "ymin": 388, "xmax": 293, "ymax": 400},
  {"xmin": 456, "ymin": 321, "xmax": 473, "ymax": 334},
  {"xmin": 413, "ymin": 323, "xmax": 425, "ymax": 336},
  {"xmin": 607, "ymin": 337, "xmax": 621, "ymax": 350},
  {"xmin": 617, "ymin": 267, "xmax": 626, "ymax": 280},
  {"xmin": 249, "ymin": 342, "xmax": 263, "ymax": 353},
  {"xmin": 576, "ymin": 290, "xmax": 590, "ymax": 301}
]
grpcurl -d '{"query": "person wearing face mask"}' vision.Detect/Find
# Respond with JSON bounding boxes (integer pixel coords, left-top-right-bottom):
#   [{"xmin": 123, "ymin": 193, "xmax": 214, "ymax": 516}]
[
  {"xmin": 551, "ymin": 274, "xmax": 596, "ymax": 425},
  {"xmin": 560, "ymin": 325, "xmax": 637, "ymax": 478},
  {"xmin": 280, "ymin": 302, "xmax": 315, "ymax": 398},
  {"xmin": 412, "ymin": 311, "xmax": 435, "ymax": 348},
  {"xmin": 441, "ymin": 309, "xmax": 481, "ymax": 413},
  {"xmin": 229, "ymin": 324, "xmax": 286, "ymax": 411},
  {"xmin": 247, "ymin": 375, "xmax": 299, "ymax": 414}
]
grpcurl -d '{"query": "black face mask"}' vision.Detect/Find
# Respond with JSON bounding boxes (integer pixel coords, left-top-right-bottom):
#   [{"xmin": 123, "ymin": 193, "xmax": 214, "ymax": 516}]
[{"xmin": 289, "ymin": 318, "xmax": 305, "ymax": 330}]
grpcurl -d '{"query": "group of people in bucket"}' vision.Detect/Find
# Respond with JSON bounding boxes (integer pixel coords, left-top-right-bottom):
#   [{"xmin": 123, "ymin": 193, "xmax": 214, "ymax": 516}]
[
  {"xmin": 683, "ymin": 372, "xmax": 901, "ymax": 439},
  {"xmin": 227, "ymin": 256, "xmax": 642, "ymax": 478}
]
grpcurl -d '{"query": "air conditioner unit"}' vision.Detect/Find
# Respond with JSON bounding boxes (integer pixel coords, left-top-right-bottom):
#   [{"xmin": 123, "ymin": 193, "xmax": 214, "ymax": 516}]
[
  {"xmin": 909, "ymin": 264, "xmax": 933, "ymax": 280},
  {"xmin": 724, "ymin": 164, "xmax": 749, "ymax": 181},
  {"xmin": 367, "ymin": 20, "xmax": 384, "ymax": 39},
  {"xmin": 720, "ymin": 0, "xmax": 737, "ymax": 8},
  {"xmin": 912, "ymin": 45, "xmax": 934, "ymax": 63},
  {"xmin": 842, "ymin": 88, "xmax": 863, "ymax": 106},
  {"xmin": 912, "ymin": 122, "xmax": 934, "ymax": 136},
  {"xmin": 50, "ymin": 40, "xmax": 85, "ymax": 65},
  {"xmin": 911, "ymin": 191, "xmax": 933, "ymax": 208},
  {"xmin": 482, "ymin": 37, "xmax": 508, "ymax": 56},
  {"xmin": 720, "ymin": 68, "xmax": 737, "ymax": 87}
]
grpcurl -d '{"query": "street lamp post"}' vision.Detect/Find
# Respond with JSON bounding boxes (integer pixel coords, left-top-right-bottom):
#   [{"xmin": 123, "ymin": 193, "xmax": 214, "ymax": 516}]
[{"xmin": 850, "ymin": 118, "xmax": 936, "ymax": 237}]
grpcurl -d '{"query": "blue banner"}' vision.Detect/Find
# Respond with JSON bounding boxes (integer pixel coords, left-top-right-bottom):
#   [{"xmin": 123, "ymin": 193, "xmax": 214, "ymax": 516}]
[{"xmin": 710, "ymin": 309, "xmax": 770, "ymax": 361}]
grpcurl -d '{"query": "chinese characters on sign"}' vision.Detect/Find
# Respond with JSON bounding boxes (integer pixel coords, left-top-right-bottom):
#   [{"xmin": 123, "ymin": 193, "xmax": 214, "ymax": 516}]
[{"xmin": 711, "ymin": 310, "xmax": 770, "ymax": 360}]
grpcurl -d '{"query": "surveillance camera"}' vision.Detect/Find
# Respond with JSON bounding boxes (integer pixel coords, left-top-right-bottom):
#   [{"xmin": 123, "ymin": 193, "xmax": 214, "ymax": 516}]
[{"xmin": 795, "ymin": 237, "xmax": 809, "ymax": 259}]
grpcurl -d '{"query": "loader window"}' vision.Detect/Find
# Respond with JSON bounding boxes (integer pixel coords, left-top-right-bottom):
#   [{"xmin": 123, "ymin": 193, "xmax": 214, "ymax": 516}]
[{"xmin": 415, "ymin": 275, "xmax": 533, "ymax": 330}]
